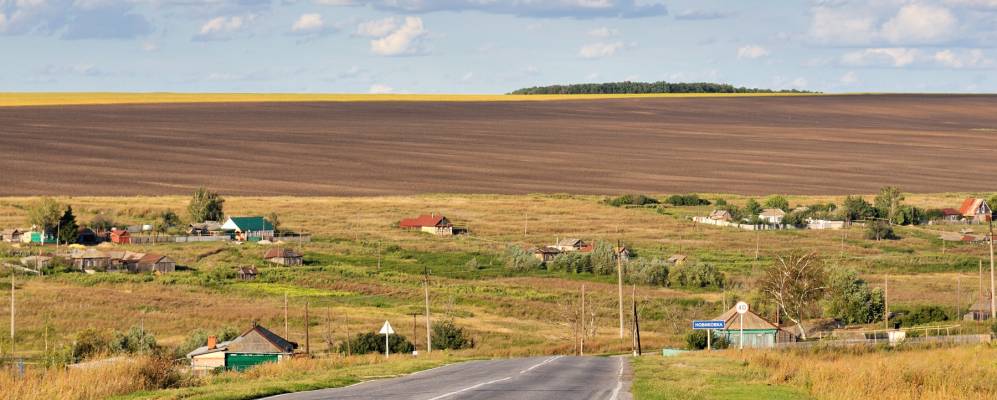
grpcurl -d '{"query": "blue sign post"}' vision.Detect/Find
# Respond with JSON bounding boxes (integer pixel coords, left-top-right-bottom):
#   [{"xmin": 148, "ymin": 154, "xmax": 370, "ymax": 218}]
[{"xmin": 692, "ymin": 320, "xmax": 725, "ymax": 351}]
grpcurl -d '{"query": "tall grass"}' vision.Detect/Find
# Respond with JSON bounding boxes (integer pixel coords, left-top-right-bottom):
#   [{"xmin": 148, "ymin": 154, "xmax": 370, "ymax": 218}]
[{"xmin": 745, "ymin": 345, "xmax": 997, "ymax": 400}]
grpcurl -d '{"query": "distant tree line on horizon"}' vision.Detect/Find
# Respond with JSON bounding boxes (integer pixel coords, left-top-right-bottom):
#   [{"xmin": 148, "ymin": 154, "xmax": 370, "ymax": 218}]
[{"xmin": 509, "ymin": 81, "xmax": 817, "ymax": 95}]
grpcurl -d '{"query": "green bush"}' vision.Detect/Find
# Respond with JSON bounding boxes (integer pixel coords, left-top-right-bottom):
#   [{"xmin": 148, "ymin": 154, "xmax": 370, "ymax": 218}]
[
  {"xmin": 627, "ymin": 258, "xmax": 669, "ymax": 286},
  {"xmin": 823, "ymin": 269, "xmax": 884, "ymax": 324},
  {"xmin": 893, "ymin": 305, "xmax": 950, "ymax": 327},
  {"xmin": 548, "ymin": 252, "xmax": 592, "ymax": 274},
  {"xmin": 865, "ymin": 221, "xmax": 898, "ymax": 240},
  {"xmin": 670, "ymin": 262, "xmax": 725, "ymax": 289},
  {"xmin": 685, "ymin": 330, "xmax": 729, "ymax": 350},
  {"xmin": 606, "ymin": 194, "xmax": 659, "ymax": 207},
  {"xmin": 664, "ymin": 194, "xmax": 710, "ymax": 206},
  {"xmin": 431, "ymin": 320, "xmax": 474, "ymax": 350},
  {"xmin": 339, "ymin": 332, "xmax": 414, "ymax": 355},
  {"xmin": 590, "ymin": 241, "xmax": 616, "ymax": 275},
  {"xmin": 504, "ymin": 246, "xmax": 542, "ymax": 272}
]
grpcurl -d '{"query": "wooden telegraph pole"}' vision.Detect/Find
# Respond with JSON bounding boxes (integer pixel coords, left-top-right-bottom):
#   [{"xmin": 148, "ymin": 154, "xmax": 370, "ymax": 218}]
[
  {"xmin": 884, "ymin": 275, "xmax": 889, "ymax": 329},
  {"xmin": 580, "ymin": 284, "xmax": 585, "ymax": 356},
  {"xmin": 990, "ymin": 215, "xmax": 995, "ymax": 320},
  {"xmin": 304, "ymin": 302, "xmax": 310, "ymax": 355},
  {"xmin": 424, "ymin": 267, "xmax": 432, "ymax": 353},
  {"xmin": 284, "ymin": 292, "xmax": 289, "ymax": 338},
  {"xmin": 9, "ymin": 269, "xmax": 14, "ymax": 355},
  {"xmin": 617, "ymin": 241, "xmax": 625, "ymax": 340}
]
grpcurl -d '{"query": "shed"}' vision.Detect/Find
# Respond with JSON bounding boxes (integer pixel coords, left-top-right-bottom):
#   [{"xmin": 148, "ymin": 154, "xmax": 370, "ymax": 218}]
[
  {"xmin": 613, "ymin": 246, "xmax": 632, "ymax": 263},
  {"xmin": 708, "ymin": 210, "xmax": 732, "ymax": 222},
  {"xmin": 186, "ymin": 324, "xmax": 297, "ymax": 372},
  {"xmin": 237, "ymin": 266, "xmax": 259, "ymax": 281},
  {"xmin": 71, "ymin": 249, "xmax": 110, "ymax": 270},
  {"xmin": 531, "ymin": 246, "xmax": 561, "ymax": 263},
  {"xmin": 399, "ymin": 214, "xmax": 454, "ymax": 236},
  {"xmin": 222, "ymin": 217, "xmax": 275, "ymax": 242},
  {"xmin": 939, "ymin": 208, "xmax": 963, "ymax": 222},
  {"xmin": 76, "ymin": 227, "xmax": 99, "ymax": 245},
  {"xmin": 264, "ymin": 248, "xmax": 303, "ymax": 266},
  {"xmin": 135, "ymin": 253, "xmax": 176, "ymax": 274},
  {"xmin": 668, "ymin": 254, "xmax": 688, "ymax": 265},
  {"xmin": 711, "ymin": 306, "xmax": 795, "ymax": 348},
  {"xmin": 964, "ymin": 296, "xmax": 992, "ymax": 321},
  {"xmin": 1, "ymin": 228, "xmax": 23, "ymax": 243},
  {"xmin": 189, "ymin": 221, "xmax": 223, "ymax": 235},
  {"xmin": 110, "ymin": 229, "xmax": 131, "ymax": 244}
]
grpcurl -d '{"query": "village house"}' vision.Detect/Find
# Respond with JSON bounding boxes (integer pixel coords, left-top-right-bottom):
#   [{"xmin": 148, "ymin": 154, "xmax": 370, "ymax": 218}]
[
  {"xmin": 106, "ymin": 251, "xmax": 145, "ymax": 271},
  {"xmin": 668, "ymin": 254, "xmax": 688, "ymax": 266},
  {"xmin": 711, "ymin": 305, "xmax": 796, "ymax": 348},
  {"xmin": 76, "ymin": 227, "xmax": 99, "ymax": 245},
  {"xmin": 20, "ymin": 255, "xmax": 54, "ymax": 269},
  {"xmin": 964, "ymin": 296, "xmax": 992, "ymax": 321},
  {"xmin": 20, "ymin": 229, "xmax": 56, "ymax": 244},
  {"xmin": 613, "ymin": 246, "xmax": 632, "ymax": 263},
  {"xmin": 552, "ymin": 238, "xmax": 592, "ymax": 252},
  {"xmin": 136, "ymin": 253, "xmax": 177, "ymax": 273},
  {"xmin": 399, "ymin": 214, "xmax": 454, "ymax": 236},
  {"xmin": 959, "ymin": 198, "xmax": 993, "ymax": 224},
  {"xmin": 71, "ymin": 249, "xmax": 111, "ymax": 271},
  {"xmin": 264, "ymin": 248, "xmax": 304, "ymax": 266},
  {"xmin": 237, "ymin": 266, "xmax": 259, "ymax": 281},
  {"xmin": 189, "ymin": 221, "xmax": 224, "ymax": 235},
  {"xmin": 708, "ymin": 209, "xmax": 733, "ymax": 222},
  {"xmin": 1, "ymin": 228, "xmax": 23, "ymax": 243},
  {"xmin": 759, "ymin": 208, "xmax": 786, "ymax": 224},
  {"xmin": 110, "ymin": 228, "xmax": 131, "ymax": 244},
  {"xmin": 532, "ymin": 246, "xmax": 561, "ymax": 263},
  {"xmin": 186, "ymin": 324, "xmax": 298, "ymax": 372},
  {"xmin": 939, "ymin": 208, "xmax": 963, "ymax": 222},
  {"xmin": 222, "ymin": 217, "xmax": 275, "ymax": 242}
]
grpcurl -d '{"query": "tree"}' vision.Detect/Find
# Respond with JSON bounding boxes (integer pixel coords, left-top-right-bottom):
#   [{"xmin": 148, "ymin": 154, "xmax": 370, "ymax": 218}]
[
  {"xmin": 589, "ymin": 241, "xmax": 616, "ymax": 275},
  {"xmin": 823, "ymin": 269, "xmax": 884, "ymax": 324},
  {"xmin": 57, "ymin": 206, "xmax": 79, "ymax": 244},
  {"xmin": 685, "ymin": 330, "xmax": 729, "ymax": 350},
  {"xmin": 874, "ymin": 186, "xmax": 904, "ymax": 223},
  {"xmin": 155, "ymin": 210, "xmax": 181, "ymax": 233},
  {"xmin": 627, "ymin": 258, "xmax": 670, "ymax": 286},
  {"xmin": 267, "ymin": 212, "xmax": 281, "ymax": 233},
  {"xmin": 28, "ymin": 197, "xmax": 63, "ymax": 233},
  {"xmin": 841, "ymin": 195, "xmax": 875, "ymax": 223},
  {"xmin": 744, "ymin": 199, "xmax": 763, "ymax": 216},
  {"xmin": 90, "ymin": 214, "xmax": 115, "ymax": 232},
  {"xmin": 763, "ymin": 195, "xmax": 790, "ymax": 211},
  {"xmin": 759, "ymin": 252, "xmax": 827, "ymax": 340},
  {"xmin": 338, "ymin": 332, "xmax": 414, "ymax": 355},
  {"xmin": 188, "ymin": 187, "xmax": 225, "ymax": 223},
  {"xmin": 669, "ymin": 262, "xmax": 725, "ymax": 289}
]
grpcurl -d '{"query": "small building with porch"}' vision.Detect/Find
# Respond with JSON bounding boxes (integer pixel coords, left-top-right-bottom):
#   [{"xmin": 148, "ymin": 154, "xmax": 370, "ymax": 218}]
[
  {"xmin": 71, "ymin": 249, "xmax": 110, "ymax": 271},
  {"xmin": 186, "ymin": 324, "xmax": 298, "ymax": 372},
  {"xmin": 553, "ymin": 238, "xmax": 591, "ymax": 252},
  {"xmin": 759, "ymin": 209, "xmax": 786, "ymax": 224},
  {"xmin": 711, "ymin": 306, "xmax": 796, "ymax": 348},
  {"xmin": 1, "ymin": 228, "xmax": 23, "ymax": 243},
  {"xmin": 959, "ymin": 198, "xmax": 993, "ymax": 224},
  {"xmin": 110, "ymin": 229, "xmax": 131, "ymax": 244},
  {"xmin": 532, "ymin": 246, "xmax": 561, "ymax": 263},
  {"xmin": 135, "ymin": 253, "xmax": 176, "ymax": 273}
]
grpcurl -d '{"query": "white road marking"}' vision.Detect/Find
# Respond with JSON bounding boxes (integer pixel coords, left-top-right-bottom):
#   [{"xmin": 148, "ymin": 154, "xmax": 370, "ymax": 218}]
[
  {"xmin": 425, "ymin": 376, "xmax": 513, "ymax": 400},
  {"xmin": 519, "ymin": 355, "xmax": 562, "ymax": 374},
  {"xmin": 608, "ymin": 357, "xmax": 625, "ymax": 400}
]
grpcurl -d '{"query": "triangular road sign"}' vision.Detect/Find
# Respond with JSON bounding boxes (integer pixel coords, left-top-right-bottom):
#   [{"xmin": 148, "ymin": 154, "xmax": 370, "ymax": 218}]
[{"xmin": 379, "ymin": 320, "xmax": 395, "ymax": 335}]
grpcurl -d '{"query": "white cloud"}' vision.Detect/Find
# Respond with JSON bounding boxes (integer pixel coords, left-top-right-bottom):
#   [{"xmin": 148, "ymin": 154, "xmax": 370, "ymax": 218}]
[
  {"xmin": 839, "ymin": 71, "xmax": 858, "ymax": 85},
  {"xmin": 319, "ymin": 0, "xmax": 668, "ymax": 19},
  {"xmin": 141, "ymin": 41, "xmax": 158, "ymax": 52},
  {"xmin": 932, "ymin": 48, "xmax": 990, "ymax": 68},
  {"xmin": 842, "ymin": 48, "xmax": 921, "ymax": 67},
  {"xmin": 579, "ymin": 41, "xmax": 624, "ymax": 59},
  {"xmin": 195, "ymin": 15, "xmax": 251, "ymax": 41},
  {"xmin": 460, "ymin": 72, "xmax": 473, "ymax": 81},
  {"xmin": 368, "ymin": 83, "xmax": 394, "ymax": 94},
  {"xmin": 0, "ymin": 13, "xmax": 7, "ymax": 33},
  {"xmin": 880, "ymin": 4, "xmax": 956, "ymax": 44},
  {"xmin": 356, "ymin": 17, "xmax": 398, "ymax": 37},
  {"xmin": 810, "ymin": 3, "xmax": 959, "ymax": 46},
  {"xmin": 588, "ymin": 27, "xmax": 618, "ymax": 37},
  {"xmin": 292, "ymin": 13, "xmax": 324, "ymax": 33},
  {"xmin": 736, "ymin": 45, "xmax": 769, "ymax": 59},
  {"xmin": 369, "ymin": 16, "xmax": 428, "ymax": 56}
]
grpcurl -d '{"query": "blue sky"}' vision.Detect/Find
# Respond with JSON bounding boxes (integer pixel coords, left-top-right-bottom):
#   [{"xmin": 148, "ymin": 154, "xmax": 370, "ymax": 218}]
[{"xmin": 2, "ymin": 0, "xmax": 996, "ymax": 93}]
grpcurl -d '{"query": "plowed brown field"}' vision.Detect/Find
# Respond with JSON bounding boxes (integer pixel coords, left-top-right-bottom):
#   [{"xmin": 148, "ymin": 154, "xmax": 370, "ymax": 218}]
[{"xmin": 1, "ymin": 94, "xmax": 995, "ymax": 196}]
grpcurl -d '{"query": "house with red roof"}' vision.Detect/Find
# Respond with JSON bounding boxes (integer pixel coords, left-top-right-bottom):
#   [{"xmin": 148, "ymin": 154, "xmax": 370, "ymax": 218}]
[
  {"xmin": 959, "ymin": 198, "xmax": 993, "ymax": 223},
  {"xmin": 399, "ymin": 213, "xmax": 454, "ymax": 236}
]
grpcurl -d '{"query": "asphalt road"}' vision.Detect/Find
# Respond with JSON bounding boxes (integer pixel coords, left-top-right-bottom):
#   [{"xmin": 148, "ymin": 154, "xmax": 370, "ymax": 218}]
[{"xmin": 263, "ymin": 356, "xmax": 632, "ymax": 400}]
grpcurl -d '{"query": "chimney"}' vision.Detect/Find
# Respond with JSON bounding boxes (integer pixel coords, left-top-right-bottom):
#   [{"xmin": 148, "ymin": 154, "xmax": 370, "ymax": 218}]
[{"xmin": 207, "ymin": 335, "xmax": 218, "ymax": 350}]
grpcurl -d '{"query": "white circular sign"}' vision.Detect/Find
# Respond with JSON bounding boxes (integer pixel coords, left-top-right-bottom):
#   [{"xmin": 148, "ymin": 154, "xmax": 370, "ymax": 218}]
[{"xmin": 735, "ymin": 301, "xmax": 749, "ymax": 315}]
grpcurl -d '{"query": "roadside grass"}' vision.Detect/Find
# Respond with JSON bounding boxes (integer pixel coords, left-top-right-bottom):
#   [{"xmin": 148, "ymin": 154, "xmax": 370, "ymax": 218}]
[
  {"xmin": 631, "ymin": 352, "xmax": 806, "ymax": 400},
  {"xmin": 0, "ymin": 92, "xmax": 816, "ymax": 107},
  {"xmin": 113, "ymin": 354, "xmax": 464, "ymax": 400},
  {"xmin": 742, "ymin": 344, "xmax": 997, "ymax": 400}
]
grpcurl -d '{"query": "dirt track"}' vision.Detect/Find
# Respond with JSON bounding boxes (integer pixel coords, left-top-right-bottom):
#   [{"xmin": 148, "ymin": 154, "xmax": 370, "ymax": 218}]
[{"xmin": 1, "ymin": 94, "xmax": 995, "ymax": 196}]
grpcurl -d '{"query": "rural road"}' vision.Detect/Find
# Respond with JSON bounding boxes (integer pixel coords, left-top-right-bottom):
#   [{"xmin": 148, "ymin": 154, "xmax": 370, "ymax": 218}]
[{"xmin": 263, "ymin": 356, "xmax": 632, "ymax": 400}]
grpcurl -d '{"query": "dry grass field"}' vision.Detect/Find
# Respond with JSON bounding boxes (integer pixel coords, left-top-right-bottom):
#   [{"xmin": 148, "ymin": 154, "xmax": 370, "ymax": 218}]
[{"xmin": 1, "ymin": 95, "xmax": 996, "ymax": 196}]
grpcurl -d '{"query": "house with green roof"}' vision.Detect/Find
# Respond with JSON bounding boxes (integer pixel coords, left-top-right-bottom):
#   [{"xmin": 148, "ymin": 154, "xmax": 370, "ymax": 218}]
[
  {"xmin": 221, "ymin": 216, "xmax": 275, "ymax": 242},
  {"xmin": 711, "ymin": 305, "xmax": 796, "ymax": 348}
]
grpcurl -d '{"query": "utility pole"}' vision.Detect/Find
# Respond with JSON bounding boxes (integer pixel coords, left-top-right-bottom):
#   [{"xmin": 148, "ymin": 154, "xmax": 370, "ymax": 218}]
[
  {"xmin": 409, "ymin": 312, "xmax": 419, "ymax": 350},
  {"xmin": 957, "ymin": 274, "xmax": 961, "ymax": 320},
  {"xmin": 633, "ymin": 285, "xmax": 641, "ymax": 356},
  {"xmin": 377, "ymin": 241, "xmax": 382, "ymax": 273},
  {"xmin": 580, "ymin": 284, "xmax": 585, "ymax": 356},
  {"xmin": 754, "ymin": 231, "xmax": 760, "ymax": 261},
  {"xmin": 524, "ymin": 212, "xmax": 528, "ymax": 237},
  {"xmin": 284, "ymin": 292, "xmax": 289, "ymax": 338},
  {"xmin": 304, "ymin": 302, "xmax": 310, "ymax": 355},
  {"xmin": 884, "ymin": 275, "xmax": 889, "ymax": 329},
  {"xmin": 617, "ymin": 240, "xmax": 624, "ymax": 339},
  {"xmin": 424, "ymin": 268, "xmax": 432, "ymax": 353},
  {"xmin": 990, "ymin": 215, "xmax": 995, "ymax": 320},
  {"xmin": 345, "ymin": 314, "xmax": 352, "ymax": 357},
  {"xmin": 9, "ymin": 269, "xmax": 14, "ymax": 355}
]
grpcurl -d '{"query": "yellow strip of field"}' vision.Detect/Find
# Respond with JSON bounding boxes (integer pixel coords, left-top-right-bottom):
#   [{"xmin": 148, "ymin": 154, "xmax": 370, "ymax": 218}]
[{"xmin": 0, "ymin": 92, "xmax": 817, "ymax": 107}]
